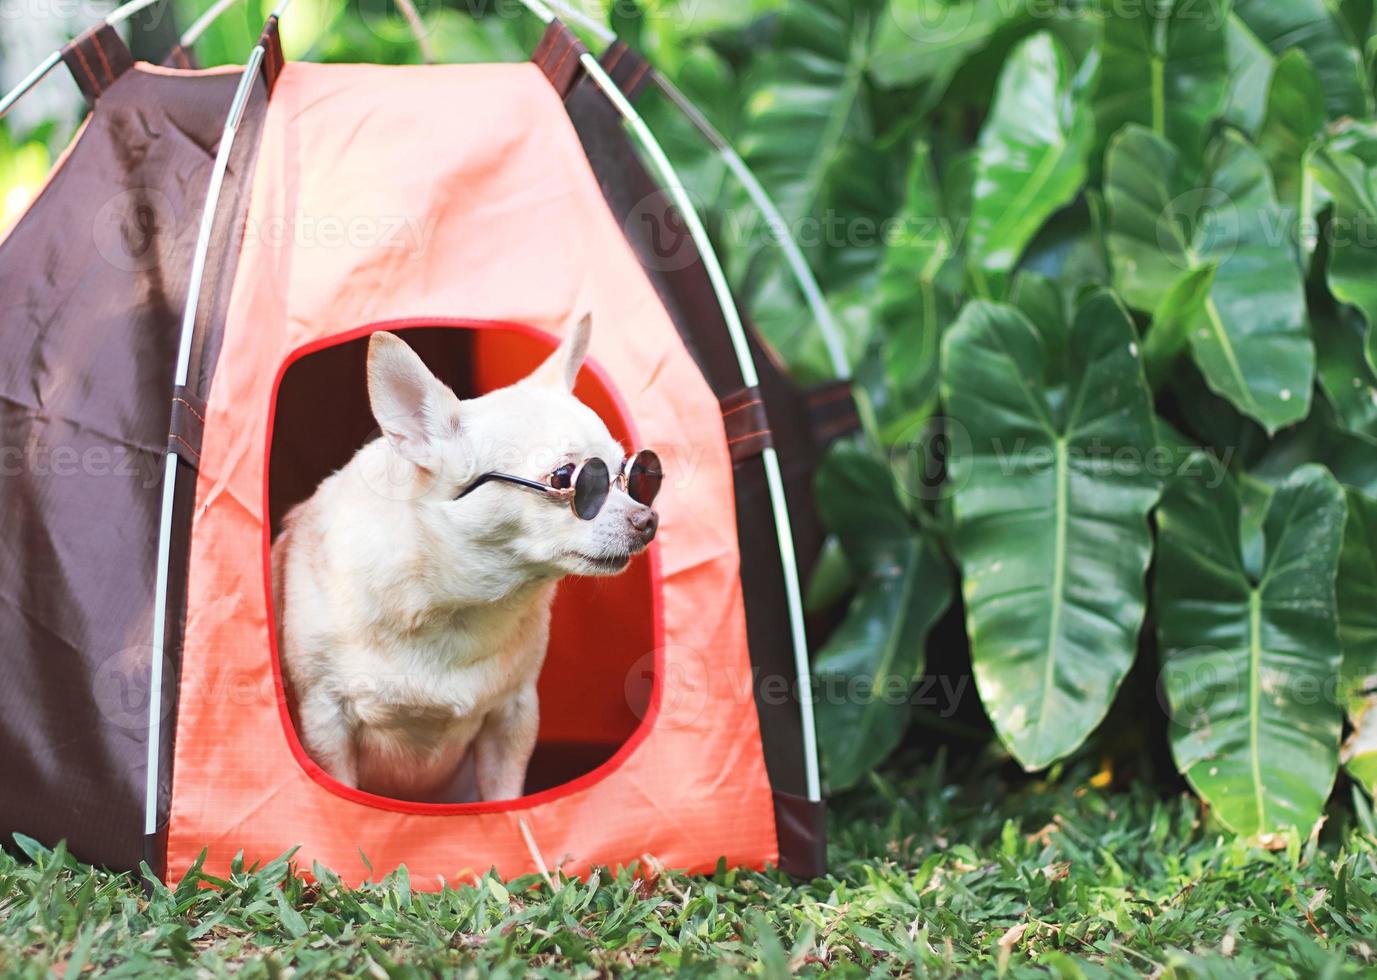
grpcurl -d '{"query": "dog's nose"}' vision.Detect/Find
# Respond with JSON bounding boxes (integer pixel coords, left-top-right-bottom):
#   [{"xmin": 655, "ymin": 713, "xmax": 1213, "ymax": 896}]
[{"xmin": 630, "ymin": 507, "xmax": 658, "ymax": 544}]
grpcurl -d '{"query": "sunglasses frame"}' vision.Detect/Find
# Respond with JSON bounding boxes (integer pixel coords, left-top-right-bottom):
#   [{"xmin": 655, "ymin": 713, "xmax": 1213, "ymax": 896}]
[{"xmin": 454, "ymin": 450, "xmax": 662, "ymax": 520}]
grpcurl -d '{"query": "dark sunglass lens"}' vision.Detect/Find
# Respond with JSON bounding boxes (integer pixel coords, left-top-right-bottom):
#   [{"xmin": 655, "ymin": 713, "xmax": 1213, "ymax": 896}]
[
  {"xmin": 574, "ymin": 458, "xmax": 610, "ymax": 520},
  {"xmin": 628, "ymin": 450, "xmax": 663, "ymax": 505}
]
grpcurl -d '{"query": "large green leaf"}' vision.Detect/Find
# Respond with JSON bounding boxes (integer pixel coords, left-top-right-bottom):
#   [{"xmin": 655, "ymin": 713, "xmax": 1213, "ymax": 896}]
[
  {"xmin": 967, "ymin": 32, "xmax": 1093, "ymax": 279},
  {"xmin": 1093, "ymin": 0, "xmax": 1230, "ymax": 169},
  {"xmin": 805, "ymin": 535, "xmax": 855, "ymax": 613},
  {"xmin": 1310, "ymin": 121, "xmax": 1377, "ymax": 376},
  {"xmin": 737, "ymin": 0, "xmax": 875, "ymax": 235},
  {"xmin": 1256, "ymin": 50, "xmax": 1326, "ymax": 225},
  {"xmin": 870, "ymin": 0, "xmax": 1012, "ymax": 91},
  {"xmin": 812, "ymin": 538, "xmax": 954, "ymax": 788},
  {"xmin": 1105, "ymin": 126, "xmax": 1314, "ymax": 433},
  {"xmin": 1222, "ymin": 13, "xmax": 1275, "ymax": 135},
  {"xmin": 741, "ymin": 261, "xmax": 873, "ymax": 385},
  {"xmin": 1166, "ymin": 360, "xmax": 1271, "ymax": 471},
  {"xmin": 1156, "ymin": 465, "xmax": 1347, "ymax": 838},
  {"xmin": 642, "ymin": 42, "xmax": 740, "ymax": 209},
  {"xmin": 1018, "ymin": 195, "xmax": 1114, "ymax": 302},
  {"xmin": 725, "ymin": 135, "xmax": 889, "ymax": 379},
  {"xmin": 729, "ymin": 0, "xmax": 885, "ymax": 376},
  {"xmin": 876, "ymin": 141, "xmax": 959, "ymax": 431},
  {"xmin": 814, "ymin": 441, "xmax": 913, "ymax": 571},
  {"xmin": 1340, "ymin": 490, "xmax": 1377, "ymax": 797},
  {"xmin": 1233, "ymin": 0, "xmax": 1372, "ymax": 121},
  {"xmin": 812, "ymin": 444, "xmax": 954, "ymax": 788},
  {"xmin": 1143, "ymin": 263, "xmax": 1217, "ymax": 388},
  {"xmin": 812, "ymin": 139, "xmax": 905, "ymax": 290},
  {"xmin": 1009, "ymin": 272, "xmax": 1070, "ymax": 363},
  {"xmin": 1255, "ymin": 398, "xmax": 1377, "ymax": 500},
  {"xmin": 1340, "ymin": 0, "xmax": 1374, "ymax": 37},
  {"xmin": 632, "ymin": 0, "xmax": 786, "ymax": 39},
  {"xmin": 942, "ymin": 292, "xmax": 1161, "ymax": 771},
  {"xmin": 1314, "ymin": 303, "xmax": 1377, "ymax": 443}
]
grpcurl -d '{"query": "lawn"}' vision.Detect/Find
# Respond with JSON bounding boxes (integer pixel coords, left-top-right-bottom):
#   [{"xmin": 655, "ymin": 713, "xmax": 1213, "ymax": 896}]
[{"xmin": 4, "ymin": 755, "xmax": 1376, "ymax": 977}]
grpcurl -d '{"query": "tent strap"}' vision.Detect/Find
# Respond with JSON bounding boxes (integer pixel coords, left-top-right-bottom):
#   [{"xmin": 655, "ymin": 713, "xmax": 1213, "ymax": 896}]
[
  {"xmin": 258, "ymin": 16, "xmax": 286, "ymax": 94},
  {"xmin": 146, "ymin": 4, "xmax": 286, "ymax": 840},
  {"xmin": 168, "ymin": 387, "xmax": 208, "ymax": 471},
  {"xmin": 599, "ymin": 41, "xmax": 652, "ymax": 101},
  {"xmin": 532, "ymin": 21, "xmax": 587, "ymax": 99},
  {"xmin": 806, "ymin": 381, "xmax": 864, "ymax": 445},
  {"xmin": 0, "ymin": 0, "xmax": 165, "ymax": 120},
  {"xmin": 721, "ymin": 387, "xmax": 774, "ymax": 462},
  {"xmin": 60, "ymin": 23, "xmax": 135, "ymax": 107}
]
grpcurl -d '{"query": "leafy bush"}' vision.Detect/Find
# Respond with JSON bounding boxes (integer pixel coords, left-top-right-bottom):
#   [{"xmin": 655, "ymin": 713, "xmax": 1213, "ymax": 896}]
[{"xmin": 656, "ymin": 0, "xmax": 1377, "ymax": 841}]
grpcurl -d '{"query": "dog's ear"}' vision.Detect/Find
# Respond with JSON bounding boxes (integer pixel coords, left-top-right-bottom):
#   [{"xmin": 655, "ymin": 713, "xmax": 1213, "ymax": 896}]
[
  {"xmin": 367, "ymin": 332, "xmax": 460, "ymax": 470},
  {"xmin": 526, "ymin": 314, "xmax": 592, "ymax": 392}
]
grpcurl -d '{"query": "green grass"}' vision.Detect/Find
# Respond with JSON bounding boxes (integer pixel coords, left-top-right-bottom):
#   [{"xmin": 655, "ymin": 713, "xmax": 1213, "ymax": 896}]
[{"xmin": 4, "ymin": 756, "xmax": 1377, "ymax": 977}]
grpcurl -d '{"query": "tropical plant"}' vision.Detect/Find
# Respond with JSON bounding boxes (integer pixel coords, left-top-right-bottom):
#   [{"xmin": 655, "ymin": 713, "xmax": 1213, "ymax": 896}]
[{"xmin": 605, "ymin": 0, "xmax": 1377, "ymax": 842}]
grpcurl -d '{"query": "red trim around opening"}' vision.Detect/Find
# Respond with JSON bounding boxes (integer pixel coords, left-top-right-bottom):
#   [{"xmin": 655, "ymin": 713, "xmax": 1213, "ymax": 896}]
[{"xmin": 260, "ymin": 317, "xmax": 665, "ymax": 817}]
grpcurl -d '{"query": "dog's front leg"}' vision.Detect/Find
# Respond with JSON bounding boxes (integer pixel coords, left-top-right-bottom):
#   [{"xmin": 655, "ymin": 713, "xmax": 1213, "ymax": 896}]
[
  {"xmin": 472, "ymin": 684, "xmax": 539, "ymax": 801},
  {"xmin": 298, "ymin": 687, "xmax": 358, "ymax": 789}
]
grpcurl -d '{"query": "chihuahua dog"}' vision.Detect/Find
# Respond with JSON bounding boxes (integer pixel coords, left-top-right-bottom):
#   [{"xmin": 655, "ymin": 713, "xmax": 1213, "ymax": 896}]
[{"xmin": 272, "ymin": 316, "xmax": 658, "ymax": 802}]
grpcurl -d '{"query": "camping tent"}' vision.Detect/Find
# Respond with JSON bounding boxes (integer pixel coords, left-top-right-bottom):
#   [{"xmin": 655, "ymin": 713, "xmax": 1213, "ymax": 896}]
[{"xmin": 0, "ymin": 0, "xmax": 859, "ymax": 886}]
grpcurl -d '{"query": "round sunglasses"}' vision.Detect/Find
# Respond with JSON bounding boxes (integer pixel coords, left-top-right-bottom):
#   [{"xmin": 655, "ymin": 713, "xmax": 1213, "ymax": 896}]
[{"xmin": 454, "ymin": 449, "xmax": 663, "ymax": 520}]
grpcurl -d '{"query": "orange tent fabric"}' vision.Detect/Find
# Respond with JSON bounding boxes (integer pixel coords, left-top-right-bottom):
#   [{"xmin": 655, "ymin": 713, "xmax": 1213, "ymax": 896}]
[{"xmin": 163, "ymin": 62, "xmax": 777, "ymax": 886}]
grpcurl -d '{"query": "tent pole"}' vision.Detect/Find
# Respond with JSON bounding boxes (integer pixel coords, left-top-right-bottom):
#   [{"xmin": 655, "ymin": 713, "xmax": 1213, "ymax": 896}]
[
  {"xmin": 2, "ymin": 0, "xmax": 432, "ymax": 118},
  {"xmin": 145, "ymin": 1, "xmax": 289, "ymax": 838},
  {"xmin": 517, "ymin": 0, "xmax": 823, "ymax": 802},
  {"xmin": 0, "ymin": 52, "xmax": 62, "ymax": 121},
  {"xmin": 537, "ymin": 0, "xmax": 614, "ymax": 41},
  {"xmin": 1, "ymin": 0, "xmax": 186, "ymax": 120},
  {"xmin": 579, "ymin": 51, "xmax": 824, "ymax": 803},
  {"xmin": 649, "ymin": 74, "xmax": 851, "ymax": 380},
  {"xmin": 394, "ymin": 0, "xmax": 435, "ymax": 64},
  {"xmin": 534, "ymin": 0, "xmax": 851, "ymax": 380}
]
